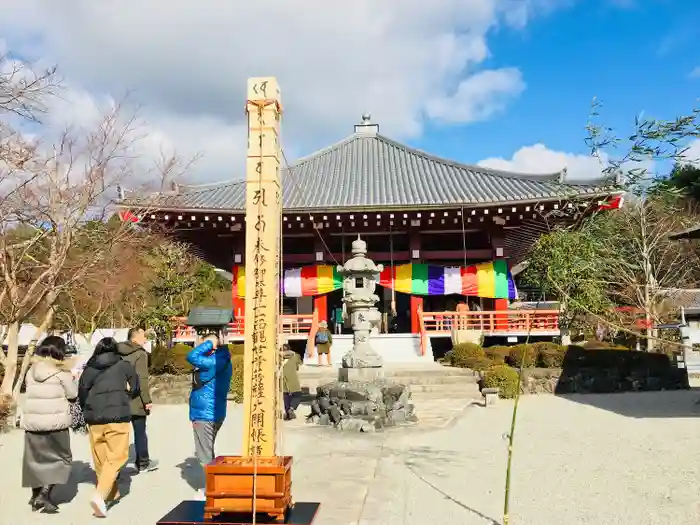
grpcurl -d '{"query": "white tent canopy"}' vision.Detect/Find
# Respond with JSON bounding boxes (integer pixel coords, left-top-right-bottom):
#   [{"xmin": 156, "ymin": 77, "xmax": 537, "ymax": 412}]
[{"xmin": 1, "ymin": 324, "xmax": 48, "ymax": 347}]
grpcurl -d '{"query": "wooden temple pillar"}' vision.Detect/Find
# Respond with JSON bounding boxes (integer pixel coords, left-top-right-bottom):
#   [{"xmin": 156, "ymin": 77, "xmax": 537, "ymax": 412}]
[
  {"xmin": 409, "ymin": 229, "xmax": 423, "ymax": 333},
  {"xmin": 314, "ymin": 295, "xmax": 328, "ymax": 325}
]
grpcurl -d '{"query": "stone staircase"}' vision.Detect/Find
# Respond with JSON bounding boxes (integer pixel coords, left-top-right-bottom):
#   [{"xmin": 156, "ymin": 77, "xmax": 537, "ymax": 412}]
[
  {"xmin": 149, "ymin": 364, "xmax": 483, "ymax": 428},
  {"xmin": 299, "ymin": 363, "xmax": 482, "ymax": 428}
]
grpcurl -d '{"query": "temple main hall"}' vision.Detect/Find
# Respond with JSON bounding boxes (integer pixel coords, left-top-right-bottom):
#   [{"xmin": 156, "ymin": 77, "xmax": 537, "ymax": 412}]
[{"xmin": 124, "ymin": 115, "xmax": 622, "ymax": 362}]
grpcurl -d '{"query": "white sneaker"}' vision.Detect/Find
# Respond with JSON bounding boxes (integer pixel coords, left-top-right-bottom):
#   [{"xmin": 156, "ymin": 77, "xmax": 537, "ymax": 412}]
[{"xmin": 90, "ymin": 493, "xmax": 108, "ymax": 518}]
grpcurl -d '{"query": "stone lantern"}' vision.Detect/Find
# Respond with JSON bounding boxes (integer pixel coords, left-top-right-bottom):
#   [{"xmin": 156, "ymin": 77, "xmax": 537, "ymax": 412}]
[{"xmin": 337, "ymin": 236, "xmax": 383, "ymax": 368}]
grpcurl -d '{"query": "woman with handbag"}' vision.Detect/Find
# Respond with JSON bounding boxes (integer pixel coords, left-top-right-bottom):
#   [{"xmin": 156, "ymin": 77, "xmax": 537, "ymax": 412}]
[
  {"xmin": 21, "ymin": 335, "xmax": 78, "ymax": 513},
  {"xmin": 78, "ymin": 337, "xmax": 139, "ymax": 518}
]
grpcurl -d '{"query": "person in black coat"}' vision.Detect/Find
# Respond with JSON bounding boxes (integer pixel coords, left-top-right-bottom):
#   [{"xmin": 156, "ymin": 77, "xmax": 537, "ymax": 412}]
[{"xmin": 78, "ymin": 337, "xmax": 139, "ymax": 518}]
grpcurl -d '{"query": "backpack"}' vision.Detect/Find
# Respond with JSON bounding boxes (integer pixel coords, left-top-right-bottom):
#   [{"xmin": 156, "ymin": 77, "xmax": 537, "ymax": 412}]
[{"xmin": 315, "ymin": 330, "xmax": 329, "ymax": 344}]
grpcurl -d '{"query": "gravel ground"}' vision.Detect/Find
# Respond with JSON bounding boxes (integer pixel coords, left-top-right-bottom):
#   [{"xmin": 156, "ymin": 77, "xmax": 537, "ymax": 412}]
[{"xmin": 0, "ymin": 392, "xmax": 698, "ymax": 525}]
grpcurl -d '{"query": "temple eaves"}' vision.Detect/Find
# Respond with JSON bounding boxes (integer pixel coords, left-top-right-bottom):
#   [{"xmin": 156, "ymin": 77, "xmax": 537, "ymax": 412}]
[{"xmin": 120, "ymin": 118, "xmax": 620, "ymax": 213}]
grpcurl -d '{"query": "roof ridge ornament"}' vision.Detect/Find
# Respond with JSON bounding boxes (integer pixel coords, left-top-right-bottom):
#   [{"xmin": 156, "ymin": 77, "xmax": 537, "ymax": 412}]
[{"xmin": 354, "ymin": 112, "xmax": 379, "ymax": 135}]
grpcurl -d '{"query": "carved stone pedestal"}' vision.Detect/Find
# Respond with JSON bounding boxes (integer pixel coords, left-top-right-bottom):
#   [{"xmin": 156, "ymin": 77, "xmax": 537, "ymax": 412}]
[{"xmin": 307, "ymin": 379, "xmax": 417, "ymax": 430}]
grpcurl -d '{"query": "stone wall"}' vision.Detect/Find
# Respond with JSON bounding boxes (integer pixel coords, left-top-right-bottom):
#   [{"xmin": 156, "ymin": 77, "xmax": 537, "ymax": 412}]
[
  {"xmin": 150, "ymin": 375, "xmax": 191, "ymax": 404},
  {"xmin": 521, "ymin": 369, "xmax": 560, "ymax": 394},
  {"xmin": 150, "ymin": 375, "xmax": 240, "ymax": 404},
  {"xmin": 516, "ymin": 348, "xmax": 689, "ymax": 395}
]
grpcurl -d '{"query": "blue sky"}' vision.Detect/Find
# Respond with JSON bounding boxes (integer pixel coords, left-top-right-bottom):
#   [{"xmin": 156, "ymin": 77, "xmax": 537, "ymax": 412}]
[
  {"xmin": 418, "ymin": 0, "xmax": 700, "ymax": 174},
  {"xmin": 1, "ymin": 1, "xmax": 698, "ymax": 183}
]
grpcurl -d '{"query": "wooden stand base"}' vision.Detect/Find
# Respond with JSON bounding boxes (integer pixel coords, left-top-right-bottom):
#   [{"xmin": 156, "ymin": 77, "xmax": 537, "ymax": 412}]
[
  {"xmin": 156, "ymin": 501, "xmax": 319, "ymax": 525},
  {"xmin": 203, "ymin": 456, "xmax": 293, "ymax": 522}
]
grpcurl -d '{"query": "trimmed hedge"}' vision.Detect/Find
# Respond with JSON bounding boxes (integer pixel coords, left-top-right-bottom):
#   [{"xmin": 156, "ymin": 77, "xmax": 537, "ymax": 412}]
[
  {"xmin": 447, "ymin": 341, "xmax": 629, "ymax": 372},
  {"xmin": 533, "ymin": 342, "xmax": 567, "ymax": 368},
  {"xmin": 506, "ymin": 345, "xmax": 537, "ymax": 368},
  {"xmin": 444, "ymin": 341, "xmax": 683, "ymax": 396},
  {"xmin": 228, "ymin": 344, "xmax": 245, "ymax": 356},
  {"xmin": 484, "ymin": 346, "xmax": 510, "ymax": 364},
  {"xmin": 445, "ymin": 343, "xmax": 486, "ymax": 369},
  {"xmin": 0, "ymin": 394, "xmax": 12, "ymax": 433},
  {"xmin": 229, "ymin": 355, "xmax": 245, "ymax": 402},
  {"xmin": 149, "ymin": 343, "xmax": 194, "ymax": 375},
  {"xmin": 555, "ymin": 346, "xmax": 686, "ymax": 393},
  {"xmin": 483, "ymin": 365, "xmax": 519, "ymax": 399},
  {"xmin": 149, "ymin": 343, "xmax": 246, "ymax": 403}
]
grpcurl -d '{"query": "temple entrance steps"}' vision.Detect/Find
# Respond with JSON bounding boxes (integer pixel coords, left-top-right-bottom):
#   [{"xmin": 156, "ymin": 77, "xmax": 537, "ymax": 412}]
[
  {"xmin": 302, "ymin": 333, "xmax": 434, "ymax": 367},
  {"xmin": 297, "ymin": 364, "xmax": 482, "ymax": 426}
]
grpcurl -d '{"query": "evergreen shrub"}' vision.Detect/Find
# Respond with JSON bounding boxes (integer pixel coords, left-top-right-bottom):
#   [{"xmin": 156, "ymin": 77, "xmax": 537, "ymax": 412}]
[{"xmin": 483, "ymin": 365, "xmax": 520, "ymax": 399}]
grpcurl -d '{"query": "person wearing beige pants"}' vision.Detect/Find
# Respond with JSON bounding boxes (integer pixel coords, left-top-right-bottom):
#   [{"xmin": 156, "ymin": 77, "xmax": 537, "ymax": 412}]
[
  {"xmin": 88, "ymin": 423, "xmax": 130, "ymax": 503},
  {"xmin": 78, "ymin": 337, "xmax": 140, "ymax": 518}
]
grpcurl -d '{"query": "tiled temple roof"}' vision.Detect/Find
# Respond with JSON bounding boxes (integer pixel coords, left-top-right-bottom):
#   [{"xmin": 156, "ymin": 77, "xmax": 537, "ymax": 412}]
[{"xmin": 131, "ymin": 119, "xmax": 618, "ymax": 213}]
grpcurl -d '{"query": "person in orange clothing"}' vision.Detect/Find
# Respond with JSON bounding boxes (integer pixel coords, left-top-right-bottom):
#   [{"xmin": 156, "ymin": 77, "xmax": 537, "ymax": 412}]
[{"xmin": 456, "ymin": 301, "xmax": 470, "ymax": 330}]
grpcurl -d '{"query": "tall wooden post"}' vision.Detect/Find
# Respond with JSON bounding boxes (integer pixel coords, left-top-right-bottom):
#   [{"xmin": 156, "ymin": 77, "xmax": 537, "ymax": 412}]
[
  {"xmin": 242, "ymin": 77, "xmax": 282, "ymax": 459},
  {"xmin": 157, "ymin": 77, "xmax": 299, "ymax": 524}
]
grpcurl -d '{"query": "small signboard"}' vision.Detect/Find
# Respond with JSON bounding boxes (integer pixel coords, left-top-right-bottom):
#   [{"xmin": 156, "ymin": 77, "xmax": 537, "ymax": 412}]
[{"xmin": 507, "ymin": 336, "xmax": 518, "ymax": 343}]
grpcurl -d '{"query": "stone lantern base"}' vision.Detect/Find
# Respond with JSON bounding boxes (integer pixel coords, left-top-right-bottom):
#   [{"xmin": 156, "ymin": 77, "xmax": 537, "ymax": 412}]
[
  {"xmin": 306, "ymin": 379, "xmax": 417, "ymax": 431},
  {"xmin": 341, "ymin": 349, "xmax": 383, "ymax": 369}
]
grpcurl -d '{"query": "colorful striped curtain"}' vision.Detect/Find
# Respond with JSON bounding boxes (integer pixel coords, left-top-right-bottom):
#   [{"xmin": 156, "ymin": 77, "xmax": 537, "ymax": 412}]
[
  {"xmin": 231, "ymin": 265, "xmax": 342, "ymax": 298},
  {"xmin": 231, "ymin": 261, "xmax": 516, "ymax": 299},
  {"xmin": 378, "ymin": 261, "xmax": 517, "ymax": 299},
  {"xmin": 283, "ymin": 265, "xmax": 342, "ymax": 297}
]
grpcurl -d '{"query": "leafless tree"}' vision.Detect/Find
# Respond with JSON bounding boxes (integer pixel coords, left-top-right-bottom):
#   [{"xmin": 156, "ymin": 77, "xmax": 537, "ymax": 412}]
[
  {"xmin": 0, "ymin": 55, "xmax": 184, "ymax": 397},
  {"xmin": 589, "ymin": 195, "xmax": 700, "ymax": 350}
]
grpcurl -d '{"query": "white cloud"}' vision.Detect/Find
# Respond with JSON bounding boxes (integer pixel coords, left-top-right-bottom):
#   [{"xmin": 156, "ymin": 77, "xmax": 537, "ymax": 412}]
[
  {"xmin": 426, "ymin": 68, "xmax": 525, "ymax": 123},
  {"xmin": 478, "ymin": 143, "xmax": 606, "ymax": 180},
  {"xmin": 689, "ymin": 66, "xmax": 700, "ymax": 79},
  {"xmin": 681, "ymin": 139, "xmax": 700, "ymax": 166},
  {"xmin": 0, "ymin": 0, "xmax": 562, "ymax": 182}
]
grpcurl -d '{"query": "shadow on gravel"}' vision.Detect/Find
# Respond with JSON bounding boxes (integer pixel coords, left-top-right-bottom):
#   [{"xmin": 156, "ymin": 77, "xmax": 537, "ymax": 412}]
[
  {"xmin": 557, "ymin": 390, "xmax": 700, "ymax": 418},
  {"xmin": 404, "ymin": 460, "xmax": 499, "ymax": 525},
  {"xmin": 400, "ymin": 446, "xmax": 499, "ymax": 525},
  {"xmin": 52, "ymin": 460, "xmax": 95, "ymax": 505},
  {"xmin": 553, "ymin": 347, "xmax": 700, "ymax": 418},
  {"xmin": 177, "ymin": 457, "xmax": 204, "ymax": 490}
]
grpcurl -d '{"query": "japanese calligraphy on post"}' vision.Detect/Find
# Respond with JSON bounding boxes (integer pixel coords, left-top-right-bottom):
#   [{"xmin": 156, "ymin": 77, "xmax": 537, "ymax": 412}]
[{"xmin": 242, "ymin": 77, "xmax": 282, "ymax": 459}]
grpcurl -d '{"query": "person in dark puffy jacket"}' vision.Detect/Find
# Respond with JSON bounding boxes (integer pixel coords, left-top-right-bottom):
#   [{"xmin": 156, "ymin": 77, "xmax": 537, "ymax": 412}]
[
  {"xmin": 186, "ymin": 334, "xmax": 232, "ymax": 497},
  {"xmin": 78, "ymin": 337, "xmax": 139, "ymax": 518}
]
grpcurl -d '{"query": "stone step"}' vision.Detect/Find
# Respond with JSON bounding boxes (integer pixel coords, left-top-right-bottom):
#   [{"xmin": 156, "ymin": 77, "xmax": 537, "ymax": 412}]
[
  {"xmin": 408, "ymin": 383, "xmax": 481, "ymax": 394},
  {"xmin": 299, "ymin": 365, "xmax": 475, "ymax": 377},
  {"xmin": 300, "ymin": 376, "xmax": 478, "ymax": 392}
]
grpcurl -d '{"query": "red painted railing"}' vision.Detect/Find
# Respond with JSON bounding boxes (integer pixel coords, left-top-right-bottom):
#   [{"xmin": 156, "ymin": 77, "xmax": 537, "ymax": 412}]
[
  {"xmin": 172, "ymin": 314, "xmax": 314, "ymax": 341},
  {"xmin": 172, "ymin": 309, "xmax": 560, "ymax": 341},
  {"xmin": 421, "ymin": 310, "xmax": 560, "ymax": 334}
]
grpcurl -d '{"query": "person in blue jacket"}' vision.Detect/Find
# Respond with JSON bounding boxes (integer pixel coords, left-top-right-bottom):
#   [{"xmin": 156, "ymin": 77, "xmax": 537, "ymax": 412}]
[{"xmin": 186, "ymin": 334, "xmax": 232, "ymax": 476}]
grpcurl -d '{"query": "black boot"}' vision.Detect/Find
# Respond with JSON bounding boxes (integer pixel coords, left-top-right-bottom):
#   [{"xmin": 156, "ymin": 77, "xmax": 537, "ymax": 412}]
[
  {"xmin": 28, "ymin": 487, "xmax": 41, "ymax": 506},
  {"xmin": 33, "ymin": 485, "xmax": 58, "ymax": 513}
]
